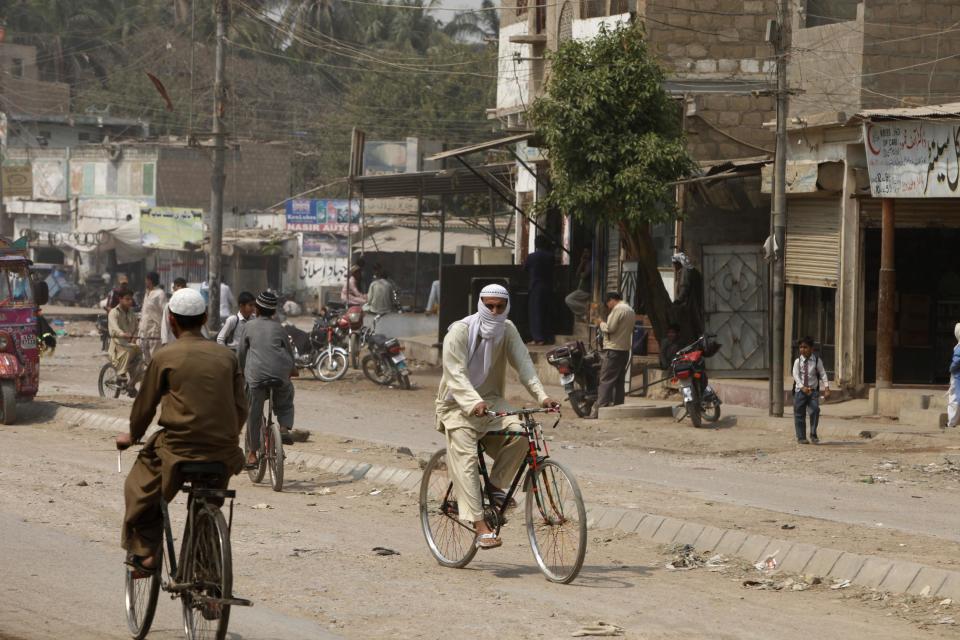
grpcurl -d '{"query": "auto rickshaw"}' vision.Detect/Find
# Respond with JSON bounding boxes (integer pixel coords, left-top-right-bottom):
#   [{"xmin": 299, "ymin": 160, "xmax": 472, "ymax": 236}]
[{"xmin": 0, "ymin": 237, "xmax": 49, "ymax": 424}]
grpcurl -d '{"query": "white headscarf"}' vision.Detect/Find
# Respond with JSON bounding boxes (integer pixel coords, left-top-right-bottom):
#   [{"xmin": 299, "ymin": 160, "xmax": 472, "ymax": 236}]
[
  {"xmin": 955, "ymin": 322, "xmax": 960, "ymax": 345},
  {"xmin": 461, "ymin": 284, "xmax": 510, "ymax": 391}
]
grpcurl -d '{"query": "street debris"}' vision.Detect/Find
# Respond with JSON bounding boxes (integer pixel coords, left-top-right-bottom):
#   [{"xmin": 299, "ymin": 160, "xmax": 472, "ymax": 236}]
[
  {"xmin": 252, "ymin": 503, "xmax": 273, "ymax": 510},
  {"xmin": 571, "ymin": 621, "xmax": 624, "ymax": 637},
  {"xmin": 742, "ymin": 575, "xmax": 822, "ymax": 592},
  {"xmin": 860, "ymin": 475, "xmax": 889, "ymax": 484},
  {"xmin": 876, "ymin": 460, "xmax": 900, "ymax": 471},
  {"xmin": 859, "ymin": 430, "xmax": 875, "ymax": 439},
  {"xmin": 664, "ymin": 544, "xmax": 728, "ymax": 571},
  {"xmin": 290, "ymin": 547, "xmax": 320, "ymax": 558},
  {"xmin": 755, "ymin": 553, "xmax": 779, "ymax": 572},
  {"xmin": 372, "ymin": 547, "xmax": 400, "ymax": 556},
  {"xmin": 395, "ymin": 446, "xmax": 414, "ymax": 457},
  {"xmin": 780, "ymin": 524, "xmax": 796, "ymax": 530},
  {"xmin": 914, "ymin": 457, "xmax": 960, "ymax": 479},
  {"xmin": 831, "ymin": 579, "xmax": 852, "ymax": 590},
  {"xmin": 369, "ymin": 489, "xmax": 382, "ymax": 496},
  {"xmin": 76, "ymin": 480, "xmax": 89, "ymax": 487}
]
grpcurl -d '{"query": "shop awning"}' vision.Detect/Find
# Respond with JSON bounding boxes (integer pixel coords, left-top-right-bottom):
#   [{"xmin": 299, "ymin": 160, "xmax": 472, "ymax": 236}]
[
  {"xmin": 350, "ymin": 163, "xmax": 514, "ymax": 199},
  {"xmin": 425, "ymin": 132, "xmax": 534, "ymax": 163},
  {"xmin": 355, "ymin": 226, "xmax": 513, "ymax": 254}
]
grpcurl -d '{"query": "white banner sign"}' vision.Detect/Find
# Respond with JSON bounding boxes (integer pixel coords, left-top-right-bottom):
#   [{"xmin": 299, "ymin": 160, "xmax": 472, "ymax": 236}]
[{"xmin": 864, "ymin": 120, "xmax": 960, "ymax": 197}]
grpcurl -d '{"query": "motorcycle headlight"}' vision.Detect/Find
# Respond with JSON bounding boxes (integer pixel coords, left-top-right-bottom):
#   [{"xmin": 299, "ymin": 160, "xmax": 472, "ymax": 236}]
[{"xmin": 0, "ymin": 333, "xmax": 10, "ymax": 351}]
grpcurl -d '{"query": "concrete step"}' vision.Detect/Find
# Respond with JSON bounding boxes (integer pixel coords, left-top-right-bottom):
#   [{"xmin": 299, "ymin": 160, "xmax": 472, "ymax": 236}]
[
  {"xmin": 399, "ymin": 335, "xmax": 440, "ymax": 366},
  {"xmin": 597, "ymin": 403, "xmax": 674, "ymax": 420},
  {"xmin": 898, "ymin": 407, "xmax": 947, "ymax": 428},
  {"xmin": 868, "ymin": 387, "xmax": 950, "ymax": 415}
]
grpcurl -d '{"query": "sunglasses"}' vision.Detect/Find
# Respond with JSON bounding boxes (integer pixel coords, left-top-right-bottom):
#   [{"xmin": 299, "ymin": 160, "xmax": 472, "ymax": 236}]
[{"xmin": 483, "ymin": 301, "xmax": 507, "ymax": 312}]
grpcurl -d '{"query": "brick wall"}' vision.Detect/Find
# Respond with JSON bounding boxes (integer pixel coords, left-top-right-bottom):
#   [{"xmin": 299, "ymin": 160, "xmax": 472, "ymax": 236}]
[
  {"xmin": 685, "ymin": 93, "xmax": 776, "ymax": 161},
  {"xmin": 156, "ymin": 142, "xmax": 291, "ymax": 211},
  {"xmin": 861, "ymin": 1, "xmax": 960, "ymax": 109}
]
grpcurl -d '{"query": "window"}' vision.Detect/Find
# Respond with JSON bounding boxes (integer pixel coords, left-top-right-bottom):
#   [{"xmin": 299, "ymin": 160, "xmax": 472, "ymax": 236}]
[
  {"xmin": 580, "ymin": 0, "xmax": 605, "ymax": 18},
  {"xmin": 10, "ymin": 58, "xmax": 23, "ymax": 78},
  {"xmin": 610, "ymin": 0, "xmax": 632, "ymax": 15},
  {"xmin": 804, "ymin": 0, "xmax": 859, "ymax": 28},
  {"xmin": 516, "ymin": 0, "xmax": 528, "ymax": 16},
  {"xmin": 534, "ymin": 0, "xmax": 547, "ymax": 33}
]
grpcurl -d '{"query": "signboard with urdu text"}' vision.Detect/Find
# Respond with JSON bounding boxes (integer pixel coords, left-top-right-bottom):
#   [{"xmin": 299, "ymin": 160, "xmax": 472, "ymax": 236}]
[{"xmin": 864, "ymin": 120, "xmax": 960, "ymax": 197}]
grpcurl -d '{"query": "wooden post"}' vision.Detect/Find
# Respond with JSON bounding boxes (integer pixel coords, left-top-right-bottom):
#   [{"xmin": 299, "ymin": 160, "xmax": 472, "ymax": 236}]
[{"xmin": 876, "ymin": 197, "xmax": 895, "ymax": 389}]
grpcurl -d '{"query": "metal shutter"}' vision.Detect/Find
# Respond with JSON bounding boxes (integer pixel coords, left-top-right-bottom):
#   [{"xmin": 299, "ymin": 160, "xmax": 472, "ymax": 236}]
[
  {"xmin": 859, "ymin": 198, "xmax": 960, "ymax": 227},
  {"xmin": 606, "ymin": 225, "xmax": 620, "ymax": 293},
  {"xmin": 785, "ymin": 196, "xmax": 841, "ymax": 288}
]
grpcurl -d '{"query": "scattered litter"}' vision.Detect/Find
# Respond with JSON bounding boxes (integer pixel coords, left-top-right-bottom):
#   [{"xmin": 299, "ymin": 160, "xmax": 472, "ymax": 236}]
[
  {"xmin": 369, "ymin": 489, "xmax": 382, "ymax": 496},
  {"xmin": 76, "ymin": 480, "xmax": 89, "ymax": 487},
  {"xmin": 755, "ymin": 553, "xmax": 779, "ymax": 572},
  {"xmin": 743, "ymin": 576, "xmax": 819, "ymax": 592},
  {"xmin": 571, "ymin": 621, "xmax": 624, "ymax": 637},
  {"xmin": 915, "ymin": 457, "xmax": 960, "ymax": 478},
  {"xmin": 372, "ymin": 547, "xmax": 400, "ymax": 556},
  {"xmin": 290, "ymin": 548, "xmax": 319, "ymax": 558},
  {"xmin": 648, "ymin": 450, "xmax": 657, "ymax": 454},
  {"xmin": 939, "ymin": 599, "xmax": 953, "ymax": 607},
  {"xmin": 664, "ymin": 544, "xmax": 728, "ymax": 571},
  {"xmin": 877, "ymin": 460, "xmax": 900, "ymax": 471},
  {"xmin": 780, "ymin": 524, "xmax": 796, "ymax": 530},
  {"xmin": 347, "ymin": 448, "xmax": 362, "ymax": 453},
  {"xmin": 252, "ymin": 503, "xmax": 272, "ymax": 510},
  {"xmin": 396, "ymin": 446, "xmax": 415, "ymax": 457},
  {"xmin": 561, "ymin": 445, "xmax": 578, "ymax": 450},
  {"xmin": 920, "ymin": 585, "xmax": 932, "ymax": 597},
  {"xmin": 830, "ymin": 579, "xmax": 852, "ymax": 590},
  {"xmin": 859, "ymin": 430, "xmax": 875, "ymax": 439},
  {"xmin": 935, "ymin": 616, "xmax": 955, "ymax": 625},
  {"xmin": 303, "ymin": 487, "xmax": 333, "ymax": 496}
]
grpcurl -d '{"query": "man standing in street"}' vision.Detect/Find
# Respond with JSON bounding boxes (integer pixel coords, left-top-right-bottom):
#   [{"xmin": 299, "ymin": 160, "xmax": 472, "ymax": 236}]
[
  {"xmin": 364, "ymin": 267, "xmax": 396, "ymax": 316},
  {"xmin": 238, "ymin": 291, "xmax": 297, "ymax": 459},
  {"xmin": 792, "ymin": 336, "xmax": 830, "ymax": 444},
  {"xmin": 138, "ymin": 272, "xmax": 166, "ymax": 364},
  {"xmin": 436, "ymin": 284, "xmax": 557, "ymax": 549},
  {"xmin": 588, "ymin": 292, "xmax": 635, "ymax": 420},
  {"xmin": 160, "ymin": 278, "xmax": 186, "ymax": 346},
  {"xmin": 220, "ymin": 281, "xmax": 236, "ymax": 324}
]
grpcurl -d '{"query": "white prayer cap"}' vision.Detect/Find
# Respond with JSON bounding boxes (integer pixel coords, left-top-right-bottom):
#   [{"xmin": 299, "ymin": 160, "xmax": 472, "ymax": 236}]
[
  {"xmin": 479, "ymin": 284, "xmax": 509, "ymax": 299},
  {"xmin": 168, "ymin": 288, "xmax": 206, "ymax": 316}
]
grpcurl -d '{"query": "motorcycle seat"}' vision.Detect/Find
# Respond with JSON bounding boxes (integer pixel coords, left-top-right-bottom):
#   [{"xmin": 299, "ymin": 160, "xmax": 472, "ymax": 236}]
[{"xmin": 371, "ymin": 334, "xmax": 390, "ymax": 346}]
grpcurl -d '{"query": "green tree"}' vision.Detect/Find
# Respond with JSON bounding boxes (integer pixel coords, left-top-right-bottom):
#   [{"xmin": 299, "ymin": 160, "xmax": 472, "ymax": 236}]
[{"xmin": 529, "ymin": 22, "xmax": 695, "ymax": 338}]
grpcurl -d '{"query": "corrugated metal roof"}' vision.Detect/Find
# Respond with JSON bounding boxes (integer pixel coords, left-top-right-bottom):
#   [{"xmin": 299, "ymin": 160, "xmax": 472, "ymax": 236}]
[
  {"xmin": 856, "ymin": 102, "xmax": 960, "ymax": 119},
  {"xmin": 354, "ymin": 226, "xmax": 512, "ymax": 254}
]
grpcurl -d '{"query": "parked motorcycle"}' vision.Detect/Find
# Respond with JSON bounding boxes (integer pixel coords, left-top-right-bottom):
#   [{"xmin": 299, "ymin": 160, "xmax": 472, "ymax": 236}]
[
  {"xmin": 360, "ymin": 333, "xmax": 411, "ymax": 389},
  {"xmin": 669, "ymin": 334, "xmax": 722, "ymax": 428},
  {"xmin": 287, "ymin": 310, "xmax": 349, "ymax": 381},
  {"xmin": 546, "ymin": 339, "xmax": 601, "ymax": 418}
]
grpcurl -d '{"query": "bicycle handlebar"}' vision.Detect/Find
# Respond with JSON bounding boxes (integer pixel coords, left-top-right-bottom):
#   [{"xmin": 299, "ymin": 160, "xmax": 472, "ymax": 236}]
[{"xmin": 483, "ymin": 406, "xmax": 561, "ymax": 418}]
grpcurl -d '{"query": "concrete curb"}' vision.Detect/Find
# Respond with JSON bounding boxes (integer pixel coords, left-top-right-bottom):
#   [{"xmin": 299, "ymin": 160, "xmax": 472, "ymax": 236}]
[
  {"xmin": 598, "ymin": 404, "xmax": 674, "ymax": 420},
  {"xmin": 54, "ymin": 402, "xmax": 960, "ymax": 601}
]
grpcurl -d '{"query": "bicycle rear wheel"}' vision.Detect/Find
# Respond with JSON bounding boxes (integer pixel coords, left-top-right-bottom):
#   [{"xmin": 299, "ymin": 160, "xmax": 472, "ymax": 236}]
[
  {"xmin": 267, "ymin": 421, "xmax": 285, "ymax": 492},
  {"xmin": 419, "ymin": 449, "xmax": 478, "ymax": 568},
  {"xmin": 525, "ymin": 459, "xmax": 587, "ymax": 584},
  {"xmin": 181, "ymin": 505, "xmax": 233, "ymax": 640},
  {"xmin": 124, "ymin": 548, "xmax": 162, "ymax": 639},
  {"xmin": 244, "ymin": 420, "xmax": 267, "ymax": 484}
]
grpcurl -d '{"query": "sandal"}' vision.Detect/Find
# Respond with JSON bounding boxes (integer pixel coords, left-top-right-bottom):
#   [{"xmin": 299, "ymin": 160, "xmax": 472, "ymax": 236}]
[
  {"xmin": 475, "ymin": 532, "xmax": 503, "ymax": 550},
  {"xmin": 243, "ymin": 453, "xmax": 260, "ymax": 470}
]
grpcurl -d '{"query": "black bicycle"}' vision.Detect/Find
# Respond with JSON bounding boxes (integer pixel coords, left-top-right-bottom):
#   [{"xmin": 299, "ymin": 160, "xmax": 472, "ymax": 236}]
[
  {"xmin": 123, "ymin": 460, "xmax": 252, "ymax": 640},
  {"xmin": 418, "ymin": 407, "xmax": 587, "ymax": 584},
  {"xmin": 244, "ymin": 380, "xmax": 285, "ymax": 492}
]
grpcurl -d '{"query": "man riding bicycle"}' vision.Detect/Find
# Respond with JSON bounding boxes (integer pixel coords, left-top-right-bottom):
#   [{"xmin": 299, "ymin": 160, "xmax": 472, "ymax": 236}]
[
  {"xmin": 237, "ymin": 291, "xmax": 297, "ymax": 464},
  {"xmin": 115, "ymin": 288, "xmax": 247, "ymax": 574},
  {"xmin": 108, "ymin": 289, "xmax": 143, "ymax": 396},
  {"xmin": 436, "ymin": 284, "xmax": 556, "ymax": 550}
]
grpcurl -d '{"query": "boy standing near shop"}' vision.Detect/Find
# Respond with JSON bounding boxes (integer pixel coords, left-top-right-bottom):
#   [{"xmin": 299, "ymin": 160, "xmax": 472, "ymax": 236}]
[{"xmin": 792, "ymin": 336, "xmax": 830, "ymax": 444}]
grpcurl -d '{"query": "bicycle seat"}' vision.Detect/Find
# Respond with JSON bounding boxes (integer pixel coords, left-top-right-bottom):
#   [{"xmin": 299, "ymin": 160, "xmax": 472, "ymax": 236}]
[
  {"xmin": 179, "ymin": 461, "xmax": 228, "ymax": 477},
  {"xmin": 258, "ymin": 377, "xmax": 286, "ymax": 389}
]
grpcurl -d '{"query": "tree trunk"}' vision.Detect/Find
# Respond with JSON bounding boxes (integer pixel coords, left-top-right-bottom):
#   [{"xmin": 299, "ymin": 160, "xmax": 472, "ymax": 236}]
[{"xmin": 620, "ymin": 222, "xmax": 702, "ymax": 346}]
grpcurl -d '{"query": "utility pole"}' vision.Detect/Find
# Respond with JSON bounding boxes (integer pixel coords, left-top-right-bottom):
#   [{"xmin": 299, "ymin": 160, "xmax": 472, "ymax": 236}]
[
  {"xmin": 208, "ymin": 0, "xmax": 228, "ymax": 330},
  {"xmin": 768, "ymin": 0, "xmax": 789, "ymax": 416}
]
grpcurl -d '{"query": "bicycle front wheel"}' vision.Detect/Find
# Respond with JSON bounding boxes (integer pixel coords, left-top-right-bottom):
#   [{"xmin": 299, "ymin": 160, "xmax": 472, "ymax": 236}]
[
  {"xmin": 267, "ymin": 422, "xmax": 285, "ymax": 492},
  {"xmin": 419, "ymin": 449, "xmax": 478, "ymax": 568},
  {"xmin": 525, "ymin": 459, "xmax": 587, "ymax": 584},
  {"xmin": 124, "ymin": 547, "xmax": 162, "ymax": 639},
  {"xmin": 181, "ymin": 505, "xmax": 233, "ymax": 640}
]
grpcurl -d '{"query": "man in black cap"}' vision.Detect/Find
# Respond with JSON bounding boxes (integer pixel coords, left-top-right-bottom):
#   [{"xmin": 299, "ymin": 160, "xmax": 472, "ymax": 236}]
[{"xmin": 237, "ymin": 291, "xmax": 296, "ymax": 460}]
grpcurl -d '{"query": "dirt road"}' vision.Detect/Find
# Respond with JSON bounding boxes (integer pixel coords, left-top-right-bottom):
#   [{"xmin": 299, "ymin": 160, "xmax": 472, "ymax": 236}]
[{"xmin": 1, "ymin": 416, "xmax": 956, "ymax": 639}]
